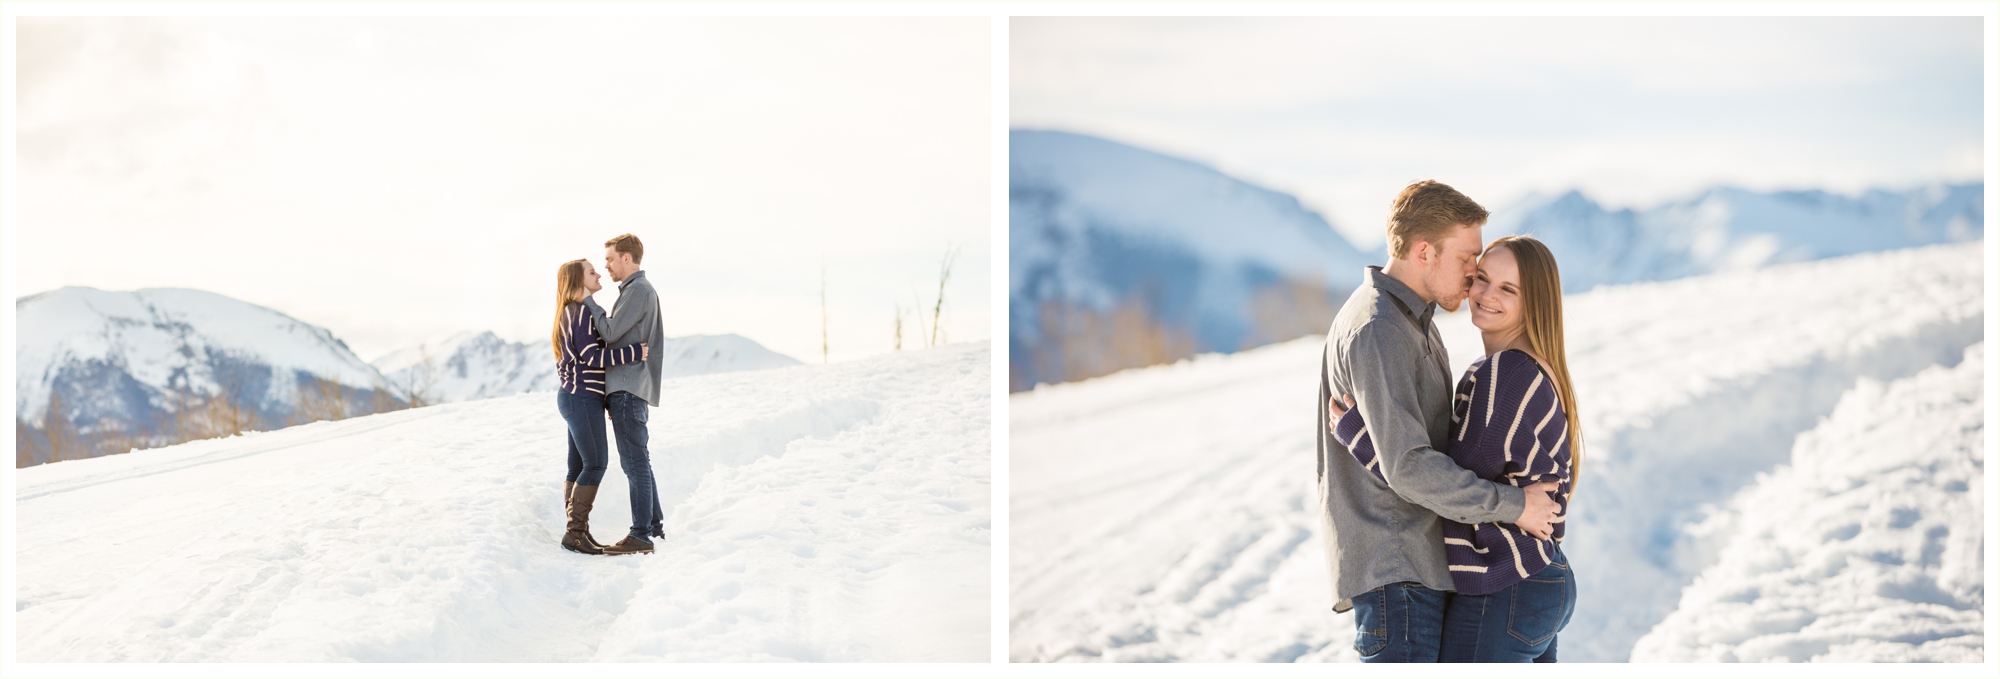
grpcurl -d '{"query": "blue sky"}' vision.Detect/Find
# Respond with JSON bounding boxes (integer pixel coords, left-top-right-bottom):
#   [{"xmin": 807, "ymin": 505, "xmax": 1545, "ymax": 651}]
[
  {"xmin": 14, "ymin": 16, "xmax": 990, "ymax": 362},
  {"xmin": 1013, "ymin": 16, "xmax": 1985, "ymax": 249}
]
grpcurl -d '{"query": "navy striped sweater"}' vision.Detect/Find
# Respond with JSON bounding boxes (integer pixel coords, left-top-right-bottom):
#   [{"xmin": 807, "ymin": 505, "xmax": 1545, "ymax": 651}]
[
  {"xmin": 558, "ymin": 302, "xmax": 642, "ymax": 396},
  {"xmin": 1332, "ymin": 348, "xmax": 1572, "ymax": 596}
]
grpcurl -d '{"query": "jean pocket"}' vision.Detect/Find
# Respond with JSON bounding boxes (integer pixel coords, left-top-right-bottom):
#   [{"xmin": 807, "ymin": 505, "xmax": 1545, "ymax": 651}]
[
  {"xmin": 1353, "ymin": 589, "xmax": 1389, "ymax": 657},
  {"xmin": 1506, "ymin": 570, "xmax": 1570, "ymax": 647}
]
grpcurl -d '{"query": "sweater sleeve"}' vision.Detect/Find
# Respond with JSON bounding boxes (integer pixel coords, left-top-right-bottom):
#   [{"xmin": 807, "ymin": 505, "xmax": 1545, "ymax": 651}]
[
  {"xmin": 1466, "ymin": 351, "xmax": 1571, "ymax": 523},
  {"xmin": 566, "ymin": 304, "xmax": 642, "ymax": 369},
  {"xmin": 1331, "ymin": 405, "xmax": 1387, "ymax": 484}
]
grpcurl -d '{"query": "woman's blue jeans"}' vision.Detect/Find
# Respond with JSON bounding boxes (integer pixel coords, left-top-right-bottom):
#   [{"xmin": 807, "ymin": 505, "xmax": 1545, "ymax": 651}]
[
  {"xmin": 557, "ymin": 390, "xmax": 609, "ymax": 487},
  {"xmin": 1439, "ymin": 549, "xmax": 1576, "ymax": 662}
]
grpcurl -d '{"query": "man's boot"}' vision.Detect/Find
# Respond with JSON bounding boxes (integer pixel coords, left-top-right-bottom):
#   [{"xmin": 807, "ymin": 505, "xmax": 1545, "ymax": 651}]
[
  {"xmin": 563, "ymin": 482, "xmax": 607, "ymax": 551},
  {"xmin": 602, "ymin": 535, "xmax": 655, "ymax": 555},
  {"xmin": 562, "ymin": 485, "xmax": 605, "ymax": 555}
]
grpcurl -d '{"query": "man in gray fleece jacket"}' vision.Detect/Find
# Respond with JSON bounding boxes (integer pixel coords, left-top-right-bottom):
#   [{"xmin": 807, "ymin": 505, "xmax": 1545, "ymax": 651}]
[
  {"xmin": 584, "ymin": 233, "xmax": 667, "ymax": 555},
  {"xmin": 1318, "ymin": 181, "xmax": 1562, "ymax": 662}
]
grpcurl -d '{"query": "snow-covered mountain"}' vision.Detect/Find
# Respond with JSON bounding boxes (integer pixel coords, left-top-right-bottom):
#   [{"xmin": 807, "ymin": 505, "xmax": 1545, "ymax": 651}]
[
  {"xmin": 15, "ymin": 342, "xmax": 990, "ymax": 662},
  {"xmin": 1010, "ymin": 129, "xmax": 1377, "ymax": 391},
  {"xmin": 371, "ymin": 331, "xmax": 803, "ymax": 406},
  {"xmin": 1488, "ymin": 184, "xmax": 1984, "ymax": 293},
  {"xmin": 1009, "ymin": 129, "xmax": 1986, "ymax": 392},
  {"xmin": 1010, "ymin": 243, "xmax": 1983, "ymax": 662},
  {"xmin": 14, "ymin": 287, "xmax": 396, "ymax": 462}
]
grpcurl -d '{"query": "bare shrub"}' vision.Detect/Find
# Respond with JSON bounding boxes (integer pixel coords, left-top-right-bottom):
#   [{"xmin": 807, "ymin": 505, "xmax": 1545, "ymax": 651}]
[
  {"xmin": 1023, "ymin": 296, "xmax": 1198, "ymax": 390},
  {"xmin": 397, "ymin": 346, "xmax": 440, "ymax": 408},
  {"xmin": 293, "ymin": 377, "xmax": 351, "ymax": 425},
  {"xmin": 931, "ymin": 245, "xmax": 960, "ymax": 347},
  {"xmin": 1243, "ymin": 275, "xmax": 1343, "ymax": 350}
]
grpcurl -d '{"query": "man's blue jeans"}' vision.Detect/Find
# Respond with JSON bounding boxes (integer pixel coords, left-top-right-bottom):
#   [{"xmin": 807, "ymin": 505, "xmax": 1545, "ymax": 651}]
[
  {"xmin": 1439, "ymin": 549, "xmax": 1576, "ymax": 662},
  {"xmin": 1351, "ymin": 582, "xmax": 1450, "ymax": 662},
  {"xmin": 607, "ymin": 391, "xmax": 664, "ymax": 541}
]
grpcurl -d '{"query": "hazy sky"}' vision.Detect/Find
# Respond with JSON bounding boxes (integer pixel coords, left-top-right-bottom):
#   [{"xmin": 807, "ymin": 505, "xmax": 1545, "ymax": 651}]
[
  {"xmin": 1013, "ymin": 16, "xmax": 1985, "ymax": 249},
  {"xmin": 16, "ymin": 16, "xmax": 990, "ymax": 363}
]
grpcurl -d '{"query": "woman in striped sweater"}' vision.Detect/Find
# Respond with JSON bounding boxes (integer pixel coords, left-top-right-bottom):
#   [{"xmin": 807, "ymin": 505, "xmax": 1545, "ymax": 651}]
[
  {"xmin": 1330, "ymin": 235, "xmax": 1582, "ymax": 662},
  {"xmin": 552, "ymin": 259, "xmax": 647, "ymax": 555}
]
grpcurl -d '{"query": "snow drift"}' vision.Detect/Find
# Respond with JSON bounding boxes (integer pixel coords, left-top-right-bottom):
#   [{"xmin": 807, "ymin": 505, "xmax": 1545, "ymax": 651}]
[
  {"xmin": 1629, "ymin": 344, "xmax": 1985, "ymax": 662},
  {"xmin": 1009, "ymin": 243, "xmax": 1983, "ymax": 662},
  {"xmin": 14, "ymin": 342, "xmax": 989, "ymax": 662}
]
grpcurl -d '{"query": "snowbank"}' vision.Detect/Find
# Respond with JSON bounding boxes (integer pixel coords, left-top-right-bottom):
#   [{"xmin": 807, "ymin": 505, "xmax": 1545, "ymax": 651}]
[
  {"xmin": 1630, "ymin": 344, "xmax": 1984, "ymax": 662},
  {"xmin": 1009, "ymin": 243, "xmax": 1983, "ymax": 662},
  {"xmin": 14, "ymin": 342, "xmax": 989, "ymax": 662}
]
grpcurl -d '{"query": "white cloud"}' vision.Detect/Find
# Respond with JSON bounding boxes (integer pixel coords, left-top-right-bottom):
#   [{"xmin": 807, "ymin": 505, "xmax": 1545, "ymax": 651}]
[
  {"xmin": 1013, "ymin": 16, "xmax": 1982, "ymax": 248},
  {"xmin": 16, "ymin": 17, "xmax": 991, "ymax": 363}
]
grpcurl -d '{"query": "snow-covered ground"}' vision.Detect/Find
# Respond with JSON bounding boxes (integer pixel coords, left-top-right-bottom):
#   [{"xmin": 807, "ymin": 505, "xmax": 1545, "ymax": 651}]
[
  {"xmin": 1009, "ymin": 243, "xmax": 1983, "ymax": 662},
  {"xmin": 14, "ymin": 342, "xmax": 989, "ymax": 662},
  {"xmin": 1631, "ymin": 344, "xmax": 1985, "ymax": 662}
]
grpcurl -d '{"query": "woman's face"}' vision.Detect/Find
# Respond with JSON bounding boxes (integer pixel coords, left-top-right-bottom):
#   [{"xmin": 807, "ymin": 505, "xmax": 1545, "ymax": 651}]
[
  {"xmin": 576, "ymin": 262, "xmax": 603, "ymax": 300},
  {"xmin": 1468, "ymin": 245, "xmax": 1524, "ymax": 334}
]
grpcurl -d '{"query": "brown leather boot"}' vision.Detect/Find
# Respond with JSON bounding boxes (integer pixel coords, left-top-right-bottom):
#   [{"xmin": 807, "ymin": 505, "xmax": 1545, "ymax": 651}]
[
  {"xmin": 562, "ymin": 485, "xmax": 605, "ymax": 555},
  {"xmin": 602, "ymin": 535, "xmax": 655, "ymax": 555},
  {"xmin": 563, "ymin": 482, "xmax": 607, "ymax": 551}
]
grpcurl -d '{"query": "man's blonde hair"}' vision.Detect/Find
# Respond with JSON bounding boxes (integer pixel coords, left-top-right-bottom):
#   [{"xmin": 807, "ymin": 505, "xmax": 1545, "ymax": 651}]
[
  {"xmin": 604, "ymin": 233, "xmax": 644, "ymax": 265},
  {"xmin": 1386, "ymin": 180, "xmax": 1488, "ymax": 260}
]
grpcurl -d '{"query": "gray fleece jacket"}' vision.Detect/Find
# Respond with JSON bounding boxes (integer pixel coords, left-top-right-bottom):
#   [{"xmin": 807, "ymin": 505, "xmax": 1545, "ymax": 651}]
[{"xmin": 583, "ymin": 270, "xmax": 665, "ymax": 406}]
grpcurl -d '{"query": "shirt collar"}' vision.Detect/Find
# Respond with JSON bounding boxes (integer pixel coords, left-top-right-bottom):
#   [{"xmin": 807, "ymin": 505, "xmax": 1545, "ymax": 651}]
[
  {"xmin": 618, "ymin": 269, "xmax": 646, "ymax": 292},
  {"xmin": 1365, "ymin": 266, "xmax": 1435, "ymax": 327}
]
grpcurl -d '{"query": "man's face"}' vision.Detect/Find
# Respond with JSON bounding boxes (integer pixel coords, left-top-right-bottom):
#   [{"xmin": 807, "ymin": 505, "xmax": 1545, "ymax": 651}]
[
  {"xmin": 604, "ymin": 247, "xmax": 633, "ymax": 282},
  {"xmin": 1423, "ymin": 224, "xmax": 1484, "ymax": 307}
]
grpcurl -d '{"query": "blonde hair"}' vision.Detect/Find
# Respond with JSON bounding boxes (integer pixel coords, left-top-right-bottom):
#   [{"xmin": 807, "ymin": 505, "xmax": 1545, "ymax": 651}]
[
  {"xmin": 604, "ymin": 233, "xmax": 644, "ymax": 265},
  {"xmin": 1387, "ymin": 180, "xmax": 1489, "ymax": 260},
  {"xmin": 551, "ymin": 259, "xmax": 588, "ymax": 361},
  {"xmin": 1488, "ymin": 235, "xmax": 1584, "ymax": 494}
]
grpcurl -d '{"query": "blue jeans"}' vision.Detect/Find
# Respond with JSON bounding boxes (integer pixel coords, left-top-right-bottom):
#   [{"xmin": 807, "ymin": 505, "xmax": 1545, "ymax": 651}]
[
  {"xmin": 557, "ymin": 390, "xmax": 609, "ymax": 486},
  {"xmin": 1351, "ymin": 582, "xmax": 1450, "ymax": 662},
  {"xmin": 607, "ymin": 391, "xmax": 664, "ymax": 541},
  {"xmin": 1440, "ymin": 549, "xmax": 1576, "ymax": 662}
]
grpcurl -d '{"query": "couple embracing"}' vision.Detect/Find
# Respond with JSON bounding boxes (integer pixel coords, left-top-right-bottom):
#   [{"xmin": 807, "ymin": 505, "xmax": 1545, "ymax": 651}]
[
  {"xmin": 552, "ymin": 233, "xmax": 666, "ymax": 556},
  {"xmin": 1318, "ymin": 181, "xmax": 1583, "ymax": 662}
]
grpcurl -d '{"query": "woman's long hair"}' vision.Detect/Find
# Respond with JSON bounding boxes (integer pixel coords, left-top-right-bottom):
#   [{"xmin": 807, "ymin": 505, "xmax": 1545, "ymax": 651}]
[
  {"xmin": 1489, "ymin": 235, "xmax": 1584, "ymax": 495},
  {"xmin": 551, "ymin": 259, "xmax": 588, "ymax": 362}
]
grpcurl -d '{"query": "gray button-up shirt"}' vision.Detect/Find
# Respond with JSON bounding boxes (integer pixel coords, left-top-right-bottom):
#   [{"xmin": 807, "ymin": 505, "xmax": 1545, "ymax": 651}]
[
  {"xmin": 583, "ymin": 270, "xmax": 665, "ymax": 406},
  {"xmin": 1317, "ymin": 266, "xmax": 1527, "ymax": 610}
]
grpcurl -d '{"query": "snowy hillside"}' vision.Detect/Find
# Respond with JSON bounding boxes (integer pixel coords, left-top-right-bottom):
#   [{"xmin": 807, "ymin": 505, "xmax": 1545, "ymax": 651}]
[
  {"xmin": 1009, "ymin": 243, "xmax": 1982, "ymax": 663},
  {"xmin": 15, "ymin": 342, "xmax": 989, "ymax": 662},
  {"xmin": 373, "ymin": 331, "xmax": 803, "ymax": 405},
  {"xmin": 1630, "ymin": 344, "xmax": 1984, "ymax": 662},
  {"xmin": 14, "ymin": 287, "xmax": 394, "ymax": 458},
  {"xmin": 1489, "ymin": 184, "xmax": 1983, "ymax": 293},
  {"xmin": 1010, "ymin": 129, "xmax": 1376, "ymax": 390}
]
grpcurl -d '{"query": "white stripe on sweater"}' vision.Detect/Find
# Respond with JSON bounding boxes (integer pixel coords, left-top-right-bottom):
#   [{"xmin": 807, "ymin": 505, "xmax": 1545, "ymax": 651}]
[
  {"xmin": 1501, "ymin": 523, "xmax": 1530, "ymax": 579},
  {"xmin": 1502, "ymin": 372, "xmax": 1544, "ymax": 464},
  {"xmin": 1450, "ymin": 565, "xmax": 1489, "ymax": 573},
  {"xmin": 1444, "ymin": 537, "xmax": 1489, "ymax": 554},
  {"xmin": 1521, "ymin": 386, "xmax": 1560, "ymax": 471},
  {"xmin": 1485, "ymin": 357, "xmax": 1500, "ymax": 427}
]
